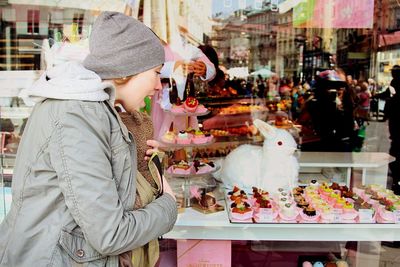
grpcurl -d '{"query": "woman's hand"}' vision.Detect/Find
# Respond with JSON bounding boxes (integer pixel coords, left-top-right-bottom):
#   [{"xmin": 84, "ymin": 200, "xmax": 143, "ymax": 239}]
[
  {"xmin": 190, "ymin": 61, "xmax": 206, "ymax": 77},
  {"xmin": 146, "ymin": 140, "xmax": 176, "ymax": 201},
  {"xmin": 162, "ymin": 176, "xmax": 176, "ymax": 201},
  {"xmin": 173, "ymin": 60, "xmax": 206, "ymax": 78},
  {"xmin": 145, "ymin": 139, "xmax": 160, "ymax": 161}
]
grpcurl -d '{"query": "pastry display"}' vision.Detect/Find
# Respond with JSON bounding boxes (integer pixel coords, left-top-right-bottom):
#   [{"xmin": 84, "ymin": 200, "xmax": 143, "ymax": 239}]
[
  {"xmin": 218, "ymin": 104, "xmax": 268, "ymax": 115},
  {"xmin": 225, "ymin": 183, "xmax": 400, "ymax": 224}
]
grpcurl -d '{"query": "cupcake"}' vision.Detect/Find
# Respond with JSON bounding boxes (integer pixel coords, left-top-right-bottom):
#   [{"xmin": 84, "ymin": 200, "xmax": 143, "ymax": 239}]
[
  {"xmin": 231, "ymin": 200, "xmax": 253, "ymax": 221},
  {"xmin": 183, "ymin": 96, "xmax": 199, "ymax": 113},
  {"xmin": 342, "ymin": 201, "xmax": 355, "ymax": 213},
  {"xmin": 320, "ymin": 206, "xmax": 334, "ymax": 222},
  {"xmin": 229, "ymin": 188, "xmax": 248, "ymax": 202},
  {"xmin": 255, "ymin": 197, "xmax": 272, "ymax": 209},
  {"xmin": 334, "ymin": 197, "xmax": 346, "ymax": 209},
  {"xmin": 194, "ymin": 160, "xmax": 215, "ymax": 174},
  {"xmin": 293, "ymin": 186, "xmax": 304, "ymax": 195},
  {"xmin": 168, "ymin": 160, "xmax": 194, "ymax": 175},
  {"xmin": 278, "ymin": 197, "xmax": 290, "ymax": 209},
  {"xmin": 192, "ymin": 130, "xmax": 209, "ymax": 144},
  {"xmin": 196, "ymin": 104, "xmax": 208, "ymax": 113},
  {"xmin": 204, "ymin": 133, "xmax": 214, "ymax": 142},
  {"xmin": 309, "ymin": 179, "xmax": 319, "ymax": 189},
  {"xmin": 300, "ymin": 206, "xmax": 320, "ymax": 222},
  {"xmin": 303, "ymin": 206, "xmax": 316, "ymax": 216},
  {"xmin": 280, "ymin": 203, "xmax": 298, "ymax": 220},
  {"xmin": 377, "ymin": 208, "xmax": 395, "ymax": 223},
  {"xmin": 176, "ymin": 130, "xmax": 191, "ymax": 144},
  {"xmin": 294, "ymin": 194, "xmax": 304, "ymax": 203},
  {"xmin": 296, "ymin": 199, "xmax": 309, "ymax": 209},
  {"xmin": 161, "ymin": 131, "xmax": 176, "ymax": 143}
]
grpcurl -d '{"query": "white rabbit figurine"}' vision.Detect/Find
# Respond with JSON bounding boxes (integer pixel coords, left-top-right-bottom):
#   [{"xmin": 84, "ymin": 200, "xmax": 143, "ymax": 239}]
[{"xmin": 220, "ymin": 119, "xmax": 299, "ymax": 194}]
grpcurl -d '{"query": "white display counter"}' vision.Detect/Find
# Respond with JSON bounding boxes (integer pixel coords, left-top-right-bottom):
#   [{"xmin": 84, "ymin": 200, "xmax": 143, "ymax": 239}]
[{"xmin": 165, "ymin": 204, "xmax": 400, "ymax": 267}]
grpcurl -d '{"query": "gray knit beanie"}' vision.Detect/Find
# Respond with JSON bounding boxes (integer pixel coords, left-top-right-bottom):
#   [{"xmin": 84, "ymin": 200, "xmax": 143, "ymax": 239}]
[{"xmin": 83, "ymin": 11, "xmax": 165, "ymax": 79}]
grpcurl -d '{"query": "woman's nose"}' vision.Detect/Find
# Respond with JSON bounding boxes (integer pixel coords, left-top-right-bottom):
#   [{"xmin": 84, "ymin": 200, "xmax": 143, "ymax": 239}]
[{"xmin": 155, "ymin": 78, "xmax": 162, "ymax": 90}]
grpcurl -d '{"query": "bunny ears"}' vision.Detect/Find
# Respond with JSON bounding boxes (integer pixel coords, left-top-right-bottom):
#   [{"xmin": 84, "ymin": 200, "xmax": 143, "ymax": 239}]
[{"xmin": 253, "ymin": 119, "xmax": 276, "ymax": 139}]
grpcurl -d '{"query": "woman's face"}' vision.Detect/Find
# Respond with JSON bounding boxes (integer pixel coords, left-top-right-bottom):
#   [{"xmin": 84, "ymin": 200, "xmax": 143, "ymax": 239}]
[{"xmin": 115, "ymin": 65, "xmax": 162, "ymax": 112}]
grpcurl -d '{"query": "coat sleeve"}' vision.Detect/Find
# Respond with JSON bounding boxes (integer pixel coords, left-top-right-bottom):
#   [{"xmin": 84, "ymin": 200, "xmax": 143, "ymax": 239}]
[{"xmin": 49, "ymin": 101, "xmax": 177, "ymax": 255}]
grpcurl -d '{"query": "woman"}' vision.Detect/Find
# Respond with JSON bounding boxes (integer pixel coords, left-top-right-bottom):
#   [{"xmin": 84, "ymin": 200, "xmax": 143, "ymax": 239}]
[{"xmin": 0, "ymin": 12, "xmax": 177, "ymax": 267}]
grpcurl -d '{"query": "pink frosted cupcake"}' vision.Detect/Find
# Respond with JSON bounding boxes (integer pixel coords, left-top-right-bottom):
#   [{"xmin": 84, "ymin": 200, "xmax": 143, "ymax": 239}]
[
  {"xmin": 279, "ymin": 203, "xmax": 299, "ymax": 221},
  {"xmin": 334, "ymin": 198, "xmax": 346, "ymax": 209},
  {"xmin": 231, "ymin": 201, "xmax": 253, "ymax": 221},
  {"xmin": 196, "ymin": 104, "xmax": 208, "ymax": 113},
  {"xmin": 205, "ymin": 133, "xmax": 214, "ymax": 142},
  {"xmin": 255, "ymin": 207, "xmax": 278, "ymax": 222},
  {"xmin": 300, "ymin": 207, "xmax": 320, "ymax": 222},
  {"xmin": 320, "ymin": 207, "xmax": 334, "ymax": 223},
  {"xmin": 341, "ymin": 202, "xmax": 358, "ymax": 220},
  {"xmin": 176, "ymin": 131, "xmax": 191, "ymax": 144},
  {"xmin": 377, "ymin": 207, "xmax": 395, "ymax": 223},
  {"xmin": 192, "ymin": 130, "xmax": 209, "ymax": 144}
]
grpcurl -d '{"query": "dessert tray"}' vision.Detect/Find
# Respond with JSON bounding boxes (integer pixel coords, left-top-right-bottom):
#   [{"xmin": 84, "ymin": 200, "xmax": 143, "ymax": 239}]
[
  {"xmin": 225, "ymin": 183, "xmax": 400, "ymax": 224},
  {"xmin": 165, "ymin": 109, "xmax": 210, "ymax": 117},
  {"xmin": 159, "ymin": 137, "xmax": 215, "ymax": 148},
  {"xmin": 165, "ymin": 164, "xmax": 220, "ymax": 178}
]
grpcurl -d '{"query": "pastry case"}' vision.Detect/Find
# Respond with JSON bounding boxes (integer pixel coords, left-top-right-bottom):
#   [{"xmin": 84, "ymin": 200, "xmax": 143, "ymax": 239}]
[{"xmin": 1, "ymin": 1, "xmax": 400, "ymax": 266}]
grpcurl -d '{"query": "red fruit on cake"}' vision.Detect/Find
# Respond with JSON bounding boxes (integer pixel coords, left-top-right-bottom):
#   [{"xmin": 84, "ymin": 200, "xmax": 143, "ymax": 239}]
[
  {"xmin": 183, "ymin": 96, "xmax": 199, "ymax": 112},
  {"xmin": 230, "ymin": 200, "xmax": 253, "ymax": 221}
]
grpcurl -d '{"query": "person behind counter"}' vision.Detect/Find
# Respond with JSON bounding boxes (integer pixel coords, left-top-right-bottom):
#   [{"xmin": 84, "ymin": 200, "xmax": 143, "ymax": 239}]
[
  {"xmin": 152, "ymin": 42, "xmax": 216, "ymax": 140},
  {"xmin": 0, "ymin": 12, "xmax": 177, "ymax": 267}
]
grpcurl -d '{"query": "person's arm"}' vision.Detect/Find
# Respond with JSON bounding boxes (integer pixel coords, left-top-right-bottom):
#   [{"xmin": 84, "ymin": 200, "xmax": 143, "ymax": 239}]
[{"xmin": 49, "ymin": 101, "xmax": 177, "ymax": 255}]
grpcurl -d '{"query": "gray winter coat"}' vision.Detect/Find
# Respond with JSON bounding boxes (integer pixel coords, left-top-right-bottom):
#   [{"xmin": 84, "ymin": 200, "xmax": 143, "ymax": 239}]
[{"xmin": 0, "ymin": 62, "xmax": 177, "ymax": 267}]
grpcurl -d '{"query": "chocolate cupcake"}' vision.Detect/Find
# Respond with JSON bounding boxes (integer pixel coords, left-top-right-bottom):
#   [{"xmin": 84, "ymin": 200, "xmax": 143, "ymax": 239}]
[
  {"xmin": 297, "ymin": 199, "xmax": 309, "ymax": 208},
  {"xmin": 303, "ymin": 206, "xmax": 316, "ymax": 216}
]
